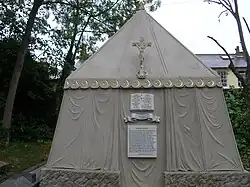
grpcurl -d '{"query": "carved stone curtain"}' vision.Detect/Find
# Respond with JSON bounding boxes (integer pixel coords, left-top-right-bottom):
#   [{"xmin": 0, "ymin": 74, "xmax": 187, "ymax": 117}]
[
  {"xmin": 165, "ymin": 88, "xmax": 243, "ymax": 172},
  {"xmin": 46, "ymin": 88, "xmax": 243, "ymax": 187},
  {"xmin": 47, "ymin": 89, "xmax": 119, "ymax": 170}
]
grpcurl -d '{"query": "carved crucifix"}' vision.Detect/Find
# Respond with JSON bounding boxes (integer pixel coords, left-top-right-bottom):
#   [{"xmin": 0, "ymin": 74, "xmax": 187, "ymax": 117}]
[{"xmin": 132, "ymin": 37, "xmax": 152, "ymax": 79}]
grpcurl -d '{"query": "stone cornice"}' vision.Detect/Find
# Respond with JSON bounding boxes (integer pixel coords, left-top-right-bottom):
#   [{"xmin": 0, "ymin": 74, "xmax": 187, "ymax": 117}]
[{"xmin": 64, "ymin": 78, "xmax": 222, "ymax": 89}]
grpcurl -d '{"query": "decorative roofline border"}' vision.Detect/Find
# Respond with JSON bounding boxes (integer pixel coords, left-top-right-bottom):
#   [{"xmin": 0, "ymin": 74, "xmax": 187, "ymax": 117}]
[{"xmin": 64, "ymin": 78, "xmax": 222, "ymax": 89}]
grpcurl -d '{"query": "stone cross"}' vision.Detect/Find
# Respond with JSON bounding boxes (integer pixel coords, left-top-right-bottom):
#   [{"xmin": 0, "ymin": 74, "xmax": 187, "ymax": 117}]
[{"xmin": 132, "ymin": 37, "xmax": 151, "ymax": 79}]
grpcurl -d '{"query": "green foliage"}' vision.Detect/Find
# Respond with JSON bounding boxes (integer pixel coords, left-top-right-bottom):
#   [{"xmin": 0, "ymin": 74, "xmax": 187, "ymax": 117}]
[
  {"xmin": 0, "ymin": 141, "xmax": 51, "ymax": 172},
  {"xmin": 10, "ymin": 117, "xmax": 53, "ymax": 141},
  {"xmin": 0, "ymin": 166, "xmax": 9, "ymax": 183},
  {"xmin": 0, "ymin": 38, "xmax": 57, "ymax": 142},
  {"xmin": 0, "ymin": 1, "xmax": 25, "ymax": 39},
  {"xmin": 224, "ymin": 89, "xmax": 250, "ymax": 168}
]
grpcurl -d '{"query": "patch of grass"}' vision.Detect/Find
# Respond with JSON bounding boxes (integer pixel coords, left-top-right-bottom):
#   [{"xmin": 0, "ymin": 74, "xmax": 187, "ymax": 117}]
[{"xmin": 0, "ymin": 141, "xmax": 51, "ymax": 172}]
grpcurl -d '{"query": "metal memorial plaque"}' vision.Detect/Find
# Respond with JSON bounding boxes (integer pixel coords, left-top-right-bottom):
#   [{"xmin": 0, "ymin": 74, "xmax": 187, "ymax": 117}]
[
  {"xmin": 128, "ymin": 125, "xmax": 157, "ymax": 158},
  {"xmin": 130, "ymin": 93, "xmax": 154, "ymax": 111}
]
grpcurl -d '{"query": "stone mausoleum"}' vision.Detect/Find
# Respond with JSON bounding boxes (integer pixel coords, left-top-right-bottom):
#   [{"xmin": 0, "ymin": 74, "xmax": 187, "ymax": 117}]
[{"xmin": 40, "ymin": 5, "xmax": 250, "ymax": 187}]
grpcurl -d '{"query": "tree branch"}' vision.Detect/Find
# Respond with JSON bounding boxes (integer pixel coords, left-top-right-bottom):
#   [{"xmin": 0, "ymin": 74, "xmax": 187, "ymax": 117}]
[
  {"xmin": 0, "ymin": 1, "xmax": 9, "ymax": 11},
  {"xmin": 234, "ymin": 0, "xmax": 250, "ymax": 66},
  {"xmin": 88, "ymin": 16, "xmax": 117, "ymax": 34},
  {"xmin": 220, "ymin": 0, "xmax": 235, "ymax": 16},
  {"xmin": 205, "ymin": 0, "xmax": 221, "ymax": 5},
  {"xmin": 73, "ymin": 16, "xmax": 92, "ymax": 61},
  {"xmin": 85, "ymin": 0, "xmax": 121, "ymax": 17},
  {"xmin": 77, "ymin": 29, "xmax": 115, "ymax": 34},
  {"xmin": 43, "ymin": 0, "xmax": 75, "ymax": 7},
  {"xmin": 206, "ymin": 0, "xmax": 235, "ymax": 17},
  {"xmin": 96, "ymin": 0, "xmax": 120, "ymax": 16},
  {"xmin": 207, "ymin": 36, "xmax": 246, "ymax": 87},
  {"xmin": 243, "ymin": 17, "xmax": 250, "ymax": 34},
  {"xmin": 218, "ymin": 9, "xmax": 228, "ymax": 19},
  {"xmin": 224, "ymin": 0, "xmax": 233, "ymax": 11}
]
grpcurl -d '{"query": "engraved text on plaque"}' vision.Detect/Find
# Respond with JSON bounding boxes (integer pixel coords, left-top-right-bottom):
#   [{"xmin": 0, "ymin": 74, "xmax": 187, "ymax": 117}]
[
  {"xmin": 130, "ymin": 93, "xmax": 154, "ymax": 111},
  {"xmin": 128, "ymin": 125, "xmax": 157, "ymax": 158}
]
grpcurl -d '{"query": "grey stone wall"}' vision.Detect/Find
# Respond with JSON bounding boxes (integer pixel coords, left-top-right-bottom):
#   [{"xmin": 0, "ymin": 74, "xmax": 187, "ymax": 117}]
[
  {"xmin": 40, "ymin": 168, "xmax": 120, "ymax": 187},
  {"xmin": 164, "ymin": 171, "xmax": 250, "ymax": 187}
]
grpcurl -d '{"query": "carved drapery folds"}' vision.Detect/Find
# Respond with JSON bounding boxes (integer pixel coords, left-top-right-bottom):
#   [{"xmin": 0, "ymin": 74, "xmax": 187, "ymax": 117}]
[
  {"xmin": 196, "ymin": 88, "xmax": 242, "ymax": 170},
  {"xmin": 165, "ymin": 89, "xmax": 204, "ymax": 171},
  {"xmin": 47, "ymin": 90, "xmax": 119, "ymax": 171},
  {"xmin": 165, "ymin": 88, "xmax": 242, "ymax": 172},
  {"xmin": 47, "ymin": 88, "xmax": 243, "ymax": 187}
]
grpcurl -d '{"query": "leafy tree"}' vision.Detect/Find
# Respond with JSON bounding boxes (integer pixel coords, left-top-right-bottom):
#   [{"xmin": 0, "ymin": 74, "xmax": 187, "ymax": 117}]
[
  {"xmin": 205, "ymin": 0, "xmax": 250, "ymax": 109},
  {"xmin": 0, "ymin": 38, "xmax": 57, "ymax": 142},
  {"xmin": 0, "ymin": 1, "xmax": 26, "ymax": 39},
  {"xmin": 224, "ymin": 89, "xmax": 250, "ymax": 168},
  {"xmin": 2, "ymin": 0, "xmax": 45, "ymax": 145},
  {"xmin": 2, "ymin": 0, "xmax": 161, "ymax": 145}
]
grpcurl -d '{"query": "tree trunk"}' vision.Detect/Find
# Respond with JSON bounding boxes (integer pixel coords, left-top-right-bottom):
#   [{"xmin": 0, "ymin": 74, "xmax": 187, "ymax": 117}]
[
  {"xmin": 55, "ymin": 2, "xmax": 80, "ymax": 116},
  {"xmin": 2, "ymin": 0, "xmax": 43, "ymax": 146},
  {"xmin": 246, "ymin": 66, "xmax": 250, "ymax": 109},
  {"xmin": 234, "ymin": 0, "xmax": 250, "ymax": 64},
  {"xmin": 234, "ymin": 0, "xmax": 250, "ymax": 108},
  {"xmin": 59, "ymin": 0, "xmax": 80, "ymax": 85},
  {"xmin": 72, "ymin": 16, "xmax": 92, "ymax": 61}
]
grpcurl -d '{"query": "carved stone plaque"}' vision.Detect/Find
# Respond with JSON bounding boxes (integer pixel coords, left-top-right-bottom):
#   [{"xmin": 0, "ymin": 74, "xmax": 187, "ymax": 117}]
[
  {"xmin": 128, "ymin": 125, "xmax": 157, "ymax": 158},
  {"xmin": 130, "ymin": 93, "xmax": 154, "ymax": 111},
  {"xmin": 124, "ymin": 113, "xmax": 160, "ymax": 123}
]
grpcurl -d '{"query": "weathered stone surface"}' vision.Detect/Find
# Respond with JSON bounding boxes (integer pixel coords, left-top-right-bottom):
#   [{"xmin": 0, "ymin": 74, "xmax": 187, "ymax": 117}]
[
  {"xmin": 164, "ymin": 171, "xmax": 250, "ymax": 187},
  {"xmin": 40, "ymin": 168, "xmax": 120, "ymax": 187}
]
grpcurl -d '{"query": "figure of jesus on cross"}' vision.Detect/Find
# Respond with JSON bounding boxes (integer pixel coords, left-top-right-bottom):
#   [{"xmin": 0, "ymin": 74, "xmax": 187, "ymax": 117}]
[{"xmin": 132, "ymin": 37, "xmax": 152, "ymax": 79}]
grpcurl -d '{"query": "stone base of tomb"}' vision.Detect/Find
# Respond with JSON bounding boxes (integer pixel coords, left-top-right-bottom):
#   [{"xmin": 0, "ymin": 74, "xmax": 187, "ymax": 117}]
[
  {"xmin": 164, "ymin": 171, "xmax": 250, "ymax": 187},
  {"xmin": 39, "ymin": 168, "xmax": 120, "ymax": 187}
]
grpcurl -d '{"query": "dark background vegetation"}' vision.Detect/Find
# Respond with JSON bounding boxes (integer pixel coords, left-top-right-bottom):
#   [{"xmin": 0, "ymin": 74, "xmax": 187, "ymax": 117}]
[{"xmin": 0, "ymin": 38, "xmax": 57, "ymax": 142}]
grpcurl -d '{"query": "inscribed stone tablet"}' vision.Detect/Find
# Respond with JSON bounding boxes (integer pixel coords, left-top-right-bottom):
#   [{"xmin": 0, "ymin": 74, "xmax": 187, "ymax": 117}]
[
  {"xmin": 130, "ymin": 93, "xmax": 154, "ymax": 111},
  {"xmin": 128, "ymin": 125, "xmax": 157, "ymax": 158}
]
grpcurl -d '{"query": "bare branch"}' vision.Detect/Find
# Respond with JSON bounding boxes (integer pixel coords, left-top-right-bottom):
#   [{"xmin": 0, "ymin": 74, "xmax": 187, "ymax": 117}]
[
  {"xmin": 218, "ymin": 9, "xmax": 228, "ymax": 19},
  {"xmin": 243, "ymin": 17, "xmax": 250, "ymax": 34},
  {"xmin": 206, "ymin": 0, "xmax": 235, "ymax": 17},
  {"xmin": 219, "ymin": 0, "xmax": 235, "ymax": 16},
  {"xmin": 224, "ymin": 0, "xmax": 233, "ymax": 10},
  {"xmin": 205, "ymin": 0, "xmax": 221, "ymax": 5},
  {"xmin": 207, "ymin": 36, "xmax": 246, "ymax": 87}
]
